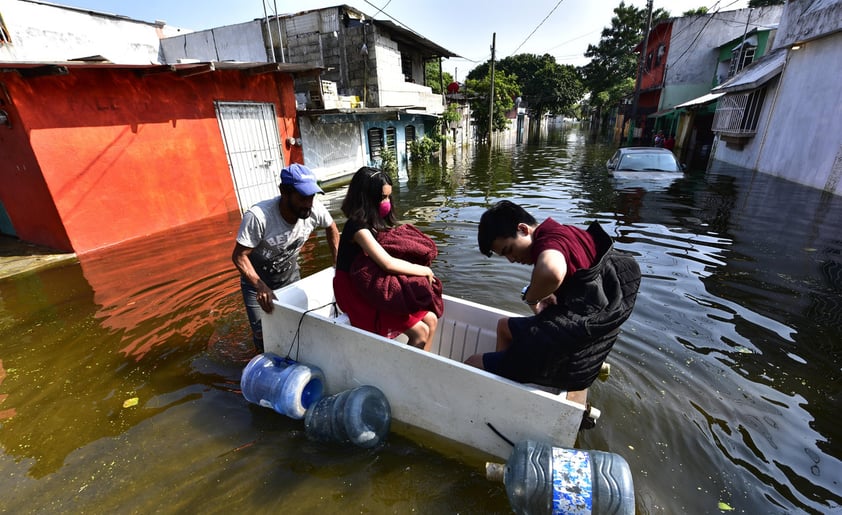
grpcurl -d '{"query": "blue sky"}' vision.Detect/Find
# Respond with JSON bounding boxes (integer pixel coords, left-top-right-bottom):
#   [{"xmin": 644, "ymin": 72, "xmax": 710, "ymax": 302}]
[{"xmin": 61, "ymin": 0, "xmax": 749, "ymax": 79}]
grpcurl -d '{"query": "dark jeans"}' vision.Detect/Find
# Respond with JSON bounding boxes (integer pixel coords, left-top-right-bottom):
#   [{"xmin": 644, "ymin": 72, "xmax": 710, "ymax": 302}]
[{"xmin": 240, "ymin": 278, "xmax": 264, "ymax": 353}]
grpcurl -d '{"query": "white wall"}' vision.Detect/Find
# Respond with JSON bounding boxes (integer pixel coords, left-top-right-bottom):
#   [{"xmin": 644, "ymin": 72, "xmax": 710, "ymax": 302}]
[
  {"xmin": 0, "ymin": 0, "xmax": 186, "ymax": 63},
  {"xmin": 757, "ymin": 35, "xmax": 842, "ymax": 195},
  {"xmin": 160, "ymin": 21, "xmax": 267, "ymax": 63},
  {"xmin": 373, "ymin": 33, "xmax": 443, "ymax": 114}
]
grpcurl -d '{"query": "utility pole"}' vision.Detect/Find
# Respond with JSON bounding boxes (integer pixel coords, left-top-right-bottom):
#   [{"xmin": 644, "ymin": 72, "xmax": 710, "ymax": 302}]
[
  {"xmin": 488, "ymin": 33, "xmax": 496, "ymax": 145},
  {"xmin": 440, "ymin": 57, "xmax": 447, "ymax": 164},
  {"xmin": 630, "ymin": 0, "xmax": 653, "ymax": 144}
]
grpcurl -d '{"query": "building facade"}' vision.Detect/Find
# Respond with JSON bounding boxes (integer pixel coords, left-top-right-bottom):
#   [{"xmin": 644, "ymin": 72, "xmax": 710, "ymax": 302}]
[{"xmin": 161, "ymin": 5, "xmax": 459, "ymax": 182}]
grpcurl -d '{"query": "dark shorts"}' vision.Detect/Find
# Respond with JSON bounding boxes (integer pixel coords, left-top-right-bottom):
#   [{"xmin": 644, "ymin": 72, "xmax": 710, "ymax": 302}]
[{"xmin": 482, "ymin": 315, "xmax": 552, "ymax": 383}]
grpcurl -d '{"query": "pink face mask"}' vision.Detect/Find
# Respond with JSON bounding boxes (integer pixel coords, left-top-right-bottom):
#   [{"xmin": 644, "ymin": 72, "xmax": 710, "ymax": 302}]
[{"xmin": 379, "ymin": 200, "xmax": 392, "ymax": 218}]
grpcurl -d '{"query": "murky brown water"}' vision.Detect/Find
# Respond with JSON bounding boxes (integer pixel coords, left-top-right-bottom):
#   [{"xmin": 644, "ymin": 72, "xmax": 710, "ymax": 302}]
[{"xmin": 1, "ymin": 128, "xmax": 840, "ymax": 513}]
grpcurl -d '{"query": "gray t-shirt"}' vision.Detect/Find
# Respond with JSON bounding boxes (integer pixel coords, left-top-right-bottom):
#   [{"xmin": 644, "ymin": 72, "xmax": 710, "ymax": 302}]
[{"xmin": 236, "ymin": 196, "xmax": 333, "ymax": 289}]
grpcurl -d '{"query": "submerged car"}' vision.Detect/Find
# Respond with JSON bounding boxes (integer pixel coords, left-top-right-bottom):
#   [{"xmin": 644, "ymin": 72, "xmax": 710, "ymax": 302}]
[{"xmin": 606, "ymin": 147, "xmax": 684, "ymax": 186}]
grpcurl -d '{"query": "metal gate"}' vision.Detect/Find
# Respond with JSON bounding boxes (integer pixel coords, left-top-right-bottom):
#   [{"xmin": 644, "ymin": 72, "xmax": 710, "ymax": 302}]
[{"xmin": 215, "ymin": 102, "xmax": 285, "ymax": 213}]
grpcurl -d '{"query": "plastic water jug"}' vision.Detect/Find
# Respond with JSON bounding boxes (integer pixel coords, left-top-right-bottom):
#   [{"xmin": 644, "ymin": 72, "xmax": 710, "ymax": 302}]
[
  {"xmin": 486, "ymin": 439, "xmax": 635, "ymax": 515},
  {"xmin": 304, "ymin": 385, "xmax": 391, "ymax": 449},
  {"xmin": 240, "ymin": 353, "xmax": 325, "ymax": 419}
]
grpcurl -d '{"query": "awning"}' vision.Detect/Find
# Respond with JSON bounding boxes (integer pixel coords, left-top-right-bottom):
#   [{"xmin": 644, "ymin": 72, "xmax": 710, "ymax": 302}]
[
  {"xmin": 675, "ymin": 92, "xmax": 725, "ymax": 109},
  {"xmin": 647, "ymin": 107, "xmax": 676, "ymax": 119},
  {"xmin": 712, "ymin": 48, "xmax": 787, "ymax": 94}
]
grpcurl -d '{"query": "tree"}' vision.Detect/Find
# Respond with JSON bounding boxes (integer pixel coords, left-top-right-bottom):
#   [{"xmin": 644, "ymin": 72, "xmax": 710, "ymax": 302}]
[
  {"xmin": 464, "ymin": 70, "xmax": 520, "ymax": 141},
  {"xmin": 493, "ymin": 54, "xmax": 584, "ymax": 120},
  {"xmin": 424, "ymin": 61, "xmax": 453, "ymax": 95},
  {"xmin": 683, "ymin": 7, "xmax": 708, "ymax": 16},
  {"xmin": 581, "ymin": 1, "xmax": 669, "ymax": 124}
]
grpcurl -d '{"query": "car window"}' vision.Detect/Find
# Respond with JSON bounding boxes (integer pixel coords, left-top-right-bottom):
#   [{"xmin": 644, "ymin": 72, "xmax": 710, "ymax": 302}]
[{"xmin": 617, "ymin": 152, "xmax": 679, "ymax": 172}]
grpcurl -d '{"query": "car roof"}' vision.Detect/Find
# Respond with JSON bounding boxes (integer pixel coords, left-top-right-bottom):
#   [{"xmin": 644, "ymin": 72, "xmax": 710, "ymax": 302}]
[{"xmin": 615, "ymin": 147, "xmax": 674, "ymax": 155}]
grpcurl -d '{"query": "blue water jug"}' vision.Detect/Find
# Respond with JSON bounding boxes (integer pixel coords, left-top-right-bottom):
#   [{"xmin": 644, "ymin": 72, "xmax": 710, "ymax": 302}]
[
  {"xmin": 486, "ymin": 440, "xmax": 635, "ymax": 515},
  {"xmin": 304, "ymin": 385, "xmax": 391, "ymax": 449},
  {"xmin": 240, "ymin": 353, "xmax": 325, "ymax": 419}
]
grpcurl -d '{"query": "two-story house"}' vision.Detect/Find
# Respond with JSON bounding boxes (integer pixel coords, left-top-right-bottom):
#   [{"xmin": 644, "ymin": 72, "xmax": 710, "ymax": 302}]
[{"xmin": 161, "ymin": 5, "xmax": 460, "ymax": 182}]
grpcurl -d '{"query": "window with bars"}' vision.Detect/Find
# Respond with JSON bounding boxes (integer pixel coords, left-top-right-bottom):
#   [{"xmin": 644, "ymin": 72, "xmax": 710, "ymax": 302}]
[
  {"xmin": 405, "ymin": 125, "xmax": 415, "ymax": 157},
  {"xmin": 367, "ymin": 127, "xmax": 384, "ymax": 161},
  {"xmin": 385, "ymin": 127, "xmax": 397, "ymax": 153},
  {"xmin": 728, "ymin": 45, "xmax": 756, "ymax": 78},
  {"xmin": 713, "ymin": 87, "xmax": 767, "ymax": 136}
]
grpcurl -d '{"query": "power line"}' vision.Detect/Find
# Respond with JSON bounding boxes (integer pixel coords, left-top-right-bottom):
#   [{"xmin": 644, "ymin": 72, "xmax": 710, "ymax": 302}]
[
  {"xmin": 509, "ymin": 0, "xmax": 567, "ymax": 57},
  {"xmin": 666, "ymin": 0, "xmax": 744, "ymax": 71},
  {"xmin": 368, "ymin": 0, "xmax": 392, "ymax": 18},
  {"xmin": 361, "ymin": 0, "xmax": 412, "ymax": 34}
]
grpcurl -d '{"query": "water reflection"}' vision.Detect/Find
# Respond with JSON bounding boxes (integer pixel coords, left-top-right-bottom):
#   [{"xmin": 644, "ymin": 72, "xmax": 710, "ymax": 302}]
[
  {"xmin": 1, "ymin": 129, "xmax": 840, "ymax": 513},
  {"xmin": 0, "ymin": 212, "xmax": 243, "ymax": 479}
]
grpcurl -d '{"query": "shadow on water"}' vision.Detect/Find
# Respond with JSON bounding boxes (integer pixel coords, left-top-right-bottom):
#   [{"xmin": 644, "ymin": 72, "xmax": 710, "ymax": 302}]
[{"xmin": 1, "ymin": 128, "xmax": 841, "ymax": 513}]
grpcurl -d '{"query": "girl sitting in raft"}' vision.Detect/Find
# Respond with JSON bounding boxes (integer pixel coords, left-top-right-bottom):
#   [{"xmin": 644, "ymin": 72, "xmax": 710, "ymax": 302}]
[{"xmin": 333, "ymin": 167, "xmax": 440, "ymax": 351}]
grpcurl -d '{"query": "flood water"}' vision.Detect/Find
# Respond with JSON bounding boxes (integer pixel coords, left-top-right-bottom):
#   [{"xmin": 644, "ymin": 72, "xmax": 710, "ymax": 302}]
[{"xmin": 1, "ymin": 128, "xmax": 841, "ymax": 514}]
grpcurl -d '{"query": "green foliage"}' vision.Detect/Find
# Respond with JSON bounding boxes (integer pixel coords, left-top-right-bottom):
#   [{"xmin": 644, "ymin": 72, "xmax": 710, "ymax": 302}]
[
  {"xmin": 473, "ymin": 54, "xmax": 584, "ymax": 119},
  {"xmin": 379, "ymin": 146, "xmax": 398, "ymax": 175},
  {"xmin": 581, "ymin": 1, "xmax": 670, "ymax": 111},
  {"xmin": 442, "ymin": 103, "xmax": 461, "ymax": 125},
  {"xmin": 465, "ymin": 70, "xmax": 520, "ymax": 140},
  {"xmin": 409, "ymin": 136, "xmax": 440, "ymax": 162},
  {"xmin": 424, "ymin": 61, "xmax": 454, "ymax": 95},
  {"xmin": 683, "ymin": 7, "xmax": 708, "ymax": 16}
]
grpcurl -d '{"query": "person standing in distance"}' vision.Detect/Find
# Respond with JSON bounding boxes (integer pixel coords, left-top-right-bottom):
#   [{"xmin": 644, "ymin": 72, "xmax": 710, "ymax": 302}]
[
  {"xmin": 233, "ymin": 163, "xmax": 339, "ymax": 353},
  {"xmin": 466, "ymin": 200, "xmax": 640, "ymax": 400}
]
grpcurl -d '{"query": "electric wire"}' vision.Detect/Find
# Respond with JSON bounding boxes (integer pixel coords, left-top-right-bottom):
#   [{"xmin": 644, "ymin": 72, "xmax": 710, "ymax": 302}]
[
  {"xmin": 508, "ymin": 0, "xmax": 567, "ymax": 57},
  {"xmin": 665, "ymin": 0, "xmax": 745, "ymax": 73}
]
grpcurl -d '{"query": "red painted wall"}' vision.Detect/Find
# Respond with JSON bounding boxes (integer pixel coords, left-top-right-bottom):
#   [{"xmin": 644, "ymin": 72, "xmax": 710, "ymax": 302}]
[
  {"xmin": 0, "ymin": 88, "xmax": 72, "ymax": 250},
  {"xmin": 639, "ymin": 23, "xmax": 672, "ymax": 92},
  {"xmin": 0, "ymin": 66, "xmax": 300, "ymax": 254}
]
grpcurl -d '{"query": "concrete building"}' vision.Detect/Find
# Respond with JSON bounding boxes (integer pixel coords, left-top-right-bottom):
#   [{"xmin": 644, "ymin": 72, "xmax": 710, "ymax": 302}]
[
  {"xmin": 0, "ymin": 1, "xmax": 317, "ymax": 253},
  {"xmin": 160, "ymin": 5, "xmax": 460, "ymax": 182},
  {"xmin": 710, "ymin": 0, "xmax": 842, "ymax": 196}
]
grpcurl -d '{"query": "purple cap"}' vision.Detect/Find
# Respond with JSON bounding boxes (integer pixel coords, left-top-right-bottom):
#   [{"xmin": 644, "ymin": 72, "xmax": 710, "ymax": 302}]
[{"xmin": 280, "ymin": 163, "xmax": 323, "ymax": 196}]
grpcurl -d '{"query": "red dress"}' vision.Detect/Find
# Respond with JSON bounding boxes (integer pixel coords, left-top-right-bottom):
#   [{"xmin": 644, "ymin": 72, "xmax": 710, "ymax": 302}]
[
  {"xmin": 333, "ymin": 219, "xmax": 427, "ymax": 338},
  {"xmin": 333, "ymin": 270, "xmax": 426, "ymax": 339}
]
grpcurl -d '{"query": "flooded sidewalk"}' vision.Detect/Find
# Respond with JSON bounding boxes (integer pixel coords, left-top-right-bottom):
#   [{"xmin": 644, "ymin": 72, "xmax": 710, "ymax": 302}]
[{"xmin": 0, "ymin": 236, "xmax": 77, "ymax": 280}]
